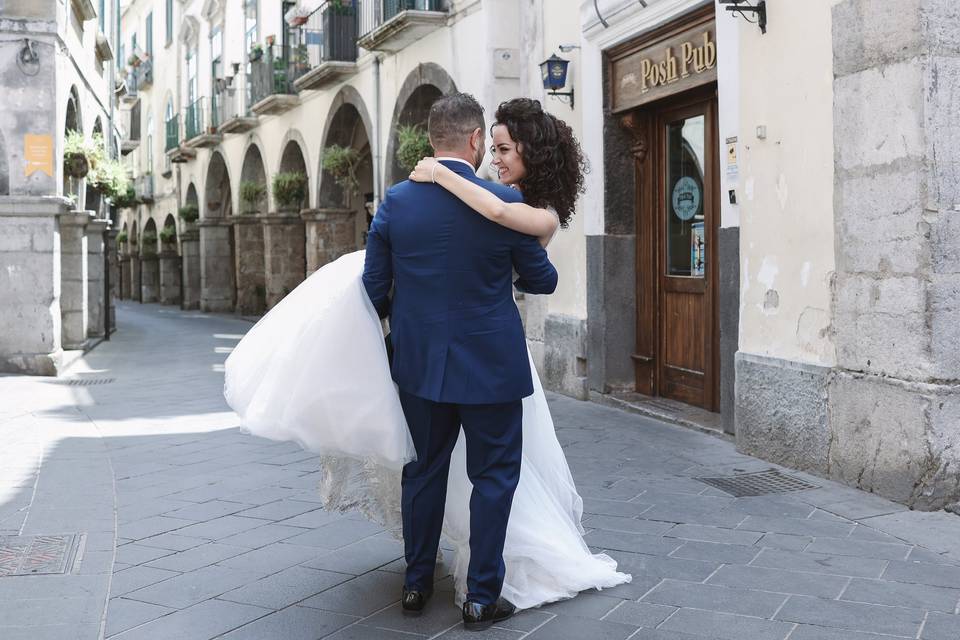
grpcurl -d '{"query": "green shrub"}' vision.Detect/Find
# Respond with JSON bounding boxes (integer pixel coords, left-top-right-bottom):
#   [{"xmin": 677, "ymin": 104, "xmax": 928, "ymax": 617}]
[
  {"xmin": 272, "ymin": 172, "xmax": 308, "ymax": 210},
  {"xmin": 116, "ymin": 231, "xmax": 128, "ymax": 244},
  {"xmin": 111, "ymin": 185, "xmax": 138, "ymax": 209},
  {"xmin": 320, "ymin": 145, "xmax": 361, "ymax": 197},
  {"xmin": 159, "ymin": 225, "xmax": 177, "ymax": 245},
  {"xmin": 395, "ymin": 124, "xmax": 433, "ymax": 173},
  {"xmin": 178, "ymin": 203, "xmax": 200, "ymax": 222},
  {"xmin": 88, "ymin": 157, "xmax": 130, "ymax": 199},
  {"xmin": 140, "ymin": 230, "xmax": 158, "ymax": 253},
  {"xmin": 240, "ymin": 181, "xmax": 267, "ymax": 214}
]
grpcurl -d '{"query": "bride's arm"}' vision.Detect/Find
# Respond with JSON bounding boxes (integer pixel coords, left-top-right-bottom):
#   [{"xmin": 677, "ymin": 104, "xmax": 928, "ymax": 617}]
[{"xmin": 410, "ymin": 158, "xmax": 559, "ymax": 247}]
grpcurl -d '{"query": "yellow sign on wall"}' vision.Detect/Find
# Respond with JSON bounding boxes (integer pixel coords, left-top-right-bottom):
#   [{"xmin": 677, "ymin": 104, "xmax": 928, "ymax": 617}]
[{"xmin": 24, "ymin": 134, "xmax": 54, "ymax": 177}]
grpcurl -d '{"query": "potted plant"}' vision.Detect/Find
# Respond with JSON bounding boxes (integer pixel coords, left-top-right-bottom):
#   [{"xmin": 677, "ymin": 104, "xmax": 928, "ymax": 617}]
[
  {"xmin": 127, "ymin": 52, "xmax": 141, "ymax": 67},
  {"xmin": 140, "ymin": 229, "xmax": 158, "ymax": 254},
  {"xmin": 110, "ymin": 185, "xmax": 138, "ymax": 209},
  {"xmin": 63, "ymin": 130, "xmax": 103, "ymax": 179},
  {"xmin": 249, "ymin": 43, "xmax": 264, "ymax": 62},
  {"xmin": 159, "ymin": 225, "xmax": 177, "ymax": 247},
  {"xmin": 396, "ymin": 124, "xmax": 434, "ymax": 172},
  {"xmin": 320, "ymin": 145, "xmax": 361, "ymax": 198},
  {"xmin": 240, "ymin": 181, "xmax": 267, "ymax": 214},
  {"xmin": 285, "ymin": 5, "xmax": 311, "ymax": 26},
  {"xmin": 116, "ymin": 231, "xmax": 128, "ymax": 245},
  {"xmin": 88, "ymin": 156, "xmax": 130, "ymax": 201},
  {"xmin": 271, "ymin": 171, "xmax": 308, "ymax": 212},
  {"xmin": 178, "ymin": 203, "xmax": 200, "ymax": 223}
]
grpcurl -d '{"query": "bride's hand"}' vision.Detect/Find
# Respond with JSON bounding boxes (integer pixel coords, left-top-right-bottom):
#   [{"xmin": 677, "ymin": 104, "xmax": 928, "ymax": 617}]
[{"xmin": 409, "ymin": 157, "xmax": 439, "ymax": 183}]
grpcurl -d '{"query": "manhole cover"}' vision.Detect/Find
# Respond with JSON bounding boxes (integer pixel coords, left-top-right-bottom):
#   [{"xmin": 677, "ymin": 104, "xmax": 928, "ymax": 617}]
[
  {"xmin": 696, "ymin": 469, "xmax": 819, "ymax": 497},
  {"xmin": 0, "ymin": 534, "xmax": 79, "ymax": 576},
  {"xmin": 57, "ymin": 378, "xmax": 115, "ymax": 386}
]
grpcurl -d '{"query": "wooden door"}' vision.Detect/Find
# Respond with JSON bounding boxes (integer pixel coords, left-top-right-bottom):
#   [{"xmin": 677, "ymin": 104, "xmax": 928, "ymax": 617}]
[
  {"xmin": 631, "ymin": 90, "xmax": 719, "ymax": 411},
  {"xmin": 656, "ymin": 96, "xmax": 719, "ymax": 410}
]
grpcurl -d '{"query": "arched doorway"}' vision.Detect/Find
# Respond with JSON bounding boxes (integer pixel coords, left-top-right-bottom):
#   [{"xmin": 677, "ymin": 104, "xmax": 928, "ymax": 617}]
[
  {"xmin": 384, "ymin": 64, "xmax": 455, "ymax": 187},
  {"xmin": 119, "ymin": 221, "xmax": 130, "ymax": 300},
  {"xmin": 63, "ymin": 87, "xmax": 82, "ymax": 205},
  {"xmin": 180, "ymin": 182, "xmax": 203, "ymax": 309},
  {"xmin": 198, "ymin": 153, "xmax": 235, "ymax": 313},
  {"xmin": 313, "ymin": 90, "xmax": 374, "ymax": 273},
  {"xmin": 232, "ymin": 144, "xmax": 268, "ymax": 315},
  {"xmin": 128, "ymin": 220, "xmax": 140, "ymax": 301},
  {"xmin": 158, "ymin": 213, "xmax": 181, "ymax": 305},
  {"xmin": 261, "ymin": 139, "xmax": 307, "ymax": 309},
  {"xmin": 140, "ymin": 217, "xmax": 160, "ymax": 303}
]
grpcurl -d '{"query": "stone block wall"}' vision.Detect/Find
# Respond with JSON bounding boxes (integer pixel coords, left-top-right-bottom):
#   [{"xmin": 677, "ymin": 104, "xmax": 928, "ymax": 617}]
[
  {"xmin": 262, "ymin": 214, "xmax": 306, "ymax": 309},
  {"xmin": 233, "ymin": 218, "xmax": 266, "ymax": 315},
  {"xmin": 159, "ymin": 252, "xmax": 181, "ymax": 306},
  {"xmin": 85, "ymin": 220, "xmax": 108, "ymax": 338},
  {"xmin": 59, "ymin": 211, "xmax": 91, "ymax": 350},
  {"xmin": 140, "ymin": 255, "xmax": 160, "ymax": 303},
  {"xmin": 180, "ymin": 229, "xmax": 201, "ymax": 310},
  {"xmin": 302, "ymin": 209, "xmax": 357, "ymax": 275},
  {"xmin": 199, "ymin": 221, "xmax": 235, "ymax": 312}
]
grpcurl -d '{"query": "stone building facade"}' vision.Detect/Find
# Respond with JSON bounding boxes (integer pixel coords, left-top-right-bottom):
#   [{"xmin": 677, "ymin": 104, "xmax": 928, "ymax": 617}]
[{"xmin": 0, "ymin": 0, "xmax": 119, "ymax": 375}]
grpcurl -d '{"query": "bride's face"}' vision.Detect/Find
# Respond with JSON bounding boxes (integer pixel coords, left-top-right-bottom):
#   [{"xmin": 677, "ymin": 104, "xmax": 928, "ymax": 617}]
[{"xmin": 490, "ymin": 124, "xmax": 527, "ymax": 186}]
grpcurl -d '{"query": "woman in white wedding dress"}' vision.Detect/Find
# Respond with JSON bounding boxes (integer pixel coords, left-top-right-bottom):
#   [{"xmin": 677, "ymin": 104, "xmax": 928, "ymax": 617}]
[{"xmin": 224, "ymin": 98, "xmax": 630, "ymax": 610}]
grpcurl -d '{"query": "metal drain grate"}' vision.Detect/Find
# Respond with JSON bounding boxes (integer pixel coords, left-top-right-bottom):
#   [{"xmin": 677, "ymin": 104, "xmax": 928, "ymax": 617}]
[
  {"xmin": 696, "ymin": 469, "xmax": 819, "ymax": 497},
  {"xmin": 58, "ymin": 378, "xmax": 115, "ymax": 386},
  {"xmin": 0, "ymin": 534, "xmax": 79, "ymax": 577}
]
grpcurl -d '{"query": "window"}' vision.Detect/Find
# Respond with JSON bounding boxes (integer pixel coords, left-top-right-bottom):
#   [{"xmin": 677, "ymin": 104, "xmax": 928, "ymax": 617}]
[
  {"xmin": 146, "ymin": 111, "xmax": 154, "ymax": 174},
  {"xmin": 146, "ymin": 12, "xmax": 153, "ymax": 58},
  {"xmin": 131, "ymin": 32, "xmax": 137, "ymax": 59},
  {"xmin": 165, "ymin": 0, "xmax": 173, "ymax": 46},
  {"xmin": 244, "ymin": 0, "xmax": 258, "ymax": 113},
  {"xmin": 211, "ymin": 27, "xmax": 223, "ymax": 124},
  {"xmin": 99, "ymin": 0, "xmax": 105, "ymax": 33},
  {"xmin": 186, "ymin": 49, "xmax": 198, "ymax": 105}
]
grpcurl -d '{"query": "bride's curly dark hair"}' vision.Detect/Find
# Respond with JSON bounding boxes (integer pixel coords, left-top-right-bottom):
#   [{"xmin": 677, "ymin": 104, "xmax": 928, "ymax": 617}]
[{"xmin": 493, "ymin": 98, "xmax": 586, "ymax": 228}]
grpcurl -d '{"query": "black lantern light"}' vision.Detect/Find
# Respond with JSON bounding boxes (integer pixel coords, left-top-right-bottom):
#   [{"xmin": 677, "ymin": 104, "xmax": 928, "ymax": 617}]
[{"xmin": 540, "ymin": 53, "xmax": 574, "ymax": 109}]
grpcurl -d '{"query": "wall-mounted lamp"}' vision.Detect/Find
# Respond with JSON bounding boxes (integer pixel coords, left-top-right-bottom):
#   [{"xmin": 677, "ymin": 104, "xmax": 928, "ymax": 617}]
[
  {"xmin": 719, "ymin": 0, "xmax": 767, "ymax": 34},
  {"xmin": 17, "ymin": 38, "xmax": 40, "ymax": 76},
  {"xmin": 540, "ymin": 53, "xmax": 574, "ymax": 109},
  {"xmin": 558, "ymin": 44, "xmax": 581, "ymax": 53}
]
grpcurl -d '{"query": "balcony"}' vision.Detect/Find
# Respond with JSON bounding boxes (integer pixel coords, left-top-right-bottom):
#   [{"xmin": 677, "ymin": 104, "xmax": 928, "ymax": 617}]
[
  {"xmin": 120, "ymin": 68, "xmax": 139, "ymax": 106},
  {"xmin": 138, "ymin": 58, "xmax": 154, "ymax": 90},
  {"xmin": 120, "ymin": 99, "xmax": 141, "ymax": 155},
  {"xmin": 293, "ymin": 0, "xmax": 360, "ymax": 92},
  {"xmin": 135, "ymin": 174, "xmax": 154, "ymax": 203},
  {"xmin": 250, "ymin": 45, "xmax": 302, "ymax": 116},
  {"xmin": 183, "ymin": 97, "xmax": 222, "ymax": 149},
  {"xmin": 217, "ymin": 81, "xmax": 258, "ymax": 134},
  {"xmin": 165, "ymin": 114, "xmax": 195, "ymax": 163},
  {"xmin": 357, "ymin": 0, "xmax": 446, "ymax": 53}
]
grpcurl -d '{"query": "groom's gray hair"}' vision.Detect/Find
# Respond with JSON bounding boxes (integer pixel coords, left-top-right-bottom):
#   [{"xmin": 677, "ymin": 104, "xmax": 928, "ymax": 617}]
[{"xmin": 428, "ymin": 93, "xmax": 485, "ymax": 149}]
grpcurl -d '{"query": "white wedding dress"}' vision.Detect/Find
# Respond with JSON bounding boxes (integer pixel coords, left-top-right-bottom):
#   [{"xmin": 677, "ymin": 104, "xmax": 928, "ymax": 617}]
[{"xmin": 224, "ymin": 250, "xmax": 631, "ymax": 609}]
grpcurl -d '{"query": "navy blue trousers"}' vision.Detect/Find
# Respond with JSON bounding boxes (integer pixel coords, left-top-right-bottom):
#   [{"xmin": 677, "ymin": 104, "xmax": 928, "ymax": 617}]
[{"xmin": 398, "ymin": 390, "xmax": 523, "ymax": 605}]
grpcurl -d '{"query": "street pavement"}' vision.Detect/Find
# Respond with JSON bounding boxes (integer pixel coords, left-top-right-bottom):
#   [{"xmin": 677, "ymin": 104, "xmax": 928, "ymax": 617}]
[{"xmin": 1, "ymin": 301, "xmax": 959, "ymax": 640}]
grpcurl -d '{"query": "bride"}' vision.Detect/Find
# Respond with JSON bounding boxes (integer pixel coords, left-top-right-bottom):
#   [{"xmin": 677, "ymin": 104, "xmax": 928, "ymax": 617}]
[{"xmin": 224, "ymin": 97, "xmax": 630, "ymax": 613}]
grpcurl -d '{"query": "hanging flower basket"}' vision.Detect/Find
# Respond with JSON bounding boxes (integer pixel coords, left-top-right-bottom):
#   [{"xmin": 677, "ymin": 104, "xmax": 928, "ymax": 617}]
[
  {"xmin": 285, "ymin": 5, "xmax": 312, "ymax": 26},
  {"xmin": 64, "ymin": 152, "xmax": 90, "ymax": 179},
  {"xmin": 249, "ymin": 44, "xmax": 264, "ymax": 62}
]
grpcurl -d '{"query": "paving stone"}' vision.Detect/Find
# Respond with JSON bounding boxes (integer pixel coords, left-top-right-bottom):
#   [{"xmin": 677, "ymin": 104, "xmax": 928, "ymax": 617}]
[
  {"xmin": 103, "ymin": 597, "xmax": 175, "ymax": 637},
  {"xmin": 775, "ymin": 594, "xmax": 924, "ymax": 637},
  {"xmin": 123, "ymin": 564, "xmax": 263, "ymax": 609},
  {"xmin": 284, "ymin": 518, "xmax": 386, "ymax": 549},
  {"xmin": 276, "ymin": 508, "xmax": 346, "ymax": 529},
  {"xmin": 737, "ymin": 516, "xmax": 856, "ymax": 538},
  {"xmin": 583, "ymin": 529, "xmax": 683, "ymax": 556},
  {"xmin": 172, "ymin": 515, "xmax": 268, "ymax": 540},
  {"xmin": 491, "ymin": 608, "xmax": 554, "ymax": 632},
  {"xmin": 216, "ymin": 542, "xmax": 328, "ymax": 577},
  {"xmin": 217, "ymin": 523, "xmax": 310, "ymax": 549},
  {"xmin": 303, "ymin": 535, "xmax": 404, "ymax": 575},
  {"xmin": 600, "ymin": 600, "xmax": 675, "ymax": 626},
  {"xmin": 363, "ymin": 601, "xmax": 463, "ymax": 636},
  {"xmin": 0, "ymin": 623, "xmax": 102, "ymax": 640},
  {"xmin": 145, "ymin": 542, "xmax": 249, "ymax": 572},
  {"xmin": 110, "ymin": 565, "xmax": 180, "ymax": 597},
  {"xmin": 219, "ymin": 565, "xmax": 354, "ymax": 609},
  {"xmin": 523, "ymin": 614, "xmax": 638, "ymax": 640},
  {"xmin": 665, "ymin": 523, "xmax": 763, "ymax": 546},
  {"xmin": 109, "ymin": 597, "xmax": 271, "ymax": 640},
  {"xmin": 162, "ymin": 499, "xmax": 256, "ymax": 522},
  {"xmin": 922, "ymin": 612, "xmax": 960, "ymax": 640},
  {"xmin": 300, "ymin": 570, "xmax": 405, "ymax": 617},
  {"xmin": 642, "ymin": 579, "xmax": 787, "ymax": 617},
  {"xmin": 840, "ymin": 577, "xmax": 960, "ymax": 613},
  {"xmin": 883, "ymin": 560, "xmax": 960, "ymax": 588},
  {"xmin": 805, "ymin": 536, "xmax": 912, "ymax": 560},
  {"xmin": 751, "ymin": 548, "xmax": 888, "ymax": 578},
  {"xmin": 1, "ymin": 596, "xmax": 105, "ymax": 626},
  {"xmin": 434, "ymin": 625, "xmax": 524, "ymax": 639},
  {"xmin": 670, "ymin": 540, "xmax": 760, "ymax": 565},
  {"xmin": 117, "ymin": 515, "xmax": 194, "ymax": 541},
  {"xmin": 541, "ymin": 592, "xmax": 623, "ymax": 618},
  {"xmin": 324, "ymin": 624, "xmax": 427, "ymax": 639},
  {"xmin": 604, "ymin": 549, "xmax": 720, "ymax": 582},
  {"xmin": 114, "ymin": 543, "xmax": 175, "ymax": 566},
  {"xmin": 581, "ymin": 515, "xmax": 675, "ymax": 536},
  {"xmin": 787, "ymin": 624, "xmax": 896, "ymax": 640},
  {"xmin": 135, "ymin": 533, "xmax": 211, "ymax": 552},
  {"xmin": 906, "ymin": 547, "xmax": 960, "ymax": 566},
  {"xmin": 706, "ymin": 565, "xmax": 849, "ymax": 598},
  {"xmin": 582, "ymin": 498, "xmax": 653, "ymax": 518},
  {"xmin": 659, "ymin": 608, "xmax": 794, "ymax": 640},
  {"xmin": 237, "ymin": 499, "xmax": 325, "ymax": 522},
  {"xmin": 218, "ymin": 605, "xmax": 358, "ymax": 639},
  {"xmin": 755, "ymin": 532, "xmax": 813, "ymax": 551}
]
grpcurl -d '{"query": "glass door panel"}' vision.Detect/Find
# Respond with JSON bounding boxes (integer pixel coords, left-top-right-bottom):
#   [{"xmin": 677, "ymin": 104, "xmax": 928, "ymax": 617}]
[{"xmin": 665, "ymin": 114, "xmax": 706, "ymax": 278}]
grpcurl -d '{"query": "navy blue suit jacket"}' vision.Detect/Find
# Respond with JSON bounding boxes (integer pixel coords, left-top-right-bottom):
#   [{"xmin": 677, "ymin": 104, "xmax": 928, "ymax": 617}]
[{"xmin": 362, "ymin": 160, "xmax": 558, "ymax": 404}]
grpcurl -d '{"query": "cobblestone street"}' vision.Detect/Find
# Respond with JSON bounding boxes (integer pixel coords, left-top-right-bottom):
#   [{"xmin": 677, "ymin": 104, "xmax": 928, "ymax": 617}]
[{"xmin": 1, "ymin": 302, "xmax": 959, "ymax": 640}]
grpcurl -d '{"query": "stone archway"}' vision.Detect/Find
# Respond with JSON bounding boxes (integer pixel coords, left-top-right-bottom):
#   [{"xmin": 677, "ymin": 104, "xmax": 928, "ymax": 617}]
[
  {"xmin": 140, "ymin": 218, "xmax": 160, "ymax": 303},
  {"xmin": 158, "ymin": 213, "xmax": 181, "ymax": 305},
  {"xmin": 230, "ymin": 145, "xmax": 269, "ymax": 315},
  {"xmin": 383, "ymin": 63, "xmax": 456, "ymax": 187},
  {"xmin": 261, "ymin": 140, "xmax": 307, "ymax": 309},
  {"xmin": 127, "ymin": 220, "xmax": 140, "ymax": 301},
  {"xmin": 63, "ymin": 87, "xmax": 82, "ymax": 204},
  {"xmin": 198, "ymin": 150, "xmax": 236, "ymax": 313},
  {"xmin": 181, "ymin": 181, "xmax": 203, "ymax": 309},
  {"xmin": 312, "ymin": 91, "xmax": 374, "ymax": 273},
  {"xmin": 119, "ymin": 221, "xmax": 130, "ymax": 300},
  {"xmin": 84, "ymin": 117, "xmax": 104, "ymax": 215}
]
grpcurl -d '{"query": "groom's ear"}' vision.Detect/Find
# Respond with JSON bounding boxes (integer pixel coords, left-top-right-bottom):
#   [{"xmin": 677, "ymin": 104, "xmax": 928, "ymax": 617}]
[{"xmin": 470, "ymin": 127, "xmax": 483, "ymax": 149}]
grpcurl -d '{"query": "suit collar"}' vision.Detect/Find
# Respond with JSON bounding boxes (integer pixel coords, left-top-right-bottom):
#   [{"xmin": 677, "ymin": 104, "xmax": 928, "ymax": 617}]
[{"xmin": 437, "ymin": 157, "xmax": 478, "ymax": 176}]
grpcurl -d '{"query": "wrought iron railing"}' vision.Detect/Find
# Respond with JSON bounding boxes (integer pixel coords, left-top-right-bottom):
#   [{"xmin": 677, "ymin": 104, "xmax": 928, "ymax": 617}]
[
  {"xmin": 358, "ymin": 0, "xmax": 444, "ymax": 39},
  {"xmin": 250, "ymin": 44, "xmax": 304, "ymax": 105},
  {"xmin": 165, "ymin": 114, "xmax": 179, "ymax": 151},
  {"xmin": 300, "ymin": 0, "xmax": 359, "ymax": 66},
  {"xmin": 139, "ymin": 58, "xmax": 154, "ymax": 89}
]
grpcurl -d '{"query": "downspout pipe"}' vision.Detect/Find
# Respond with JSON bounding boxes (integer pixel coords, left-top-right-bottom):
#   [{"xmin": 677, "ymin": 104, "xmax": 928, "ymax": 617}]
[{"xmin": 373, "ymin": 54, "xmax": 382, "ymax": 210}]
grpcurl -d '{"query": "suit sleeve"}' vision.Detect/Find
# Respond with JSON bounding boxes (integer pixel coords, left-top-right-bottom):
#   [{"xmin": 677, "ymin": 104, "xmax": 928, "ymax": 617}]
[
  {"xmin": 511, "ymin": 233, "xmax": 558, "ymax": 295},
  {"xmin": 362, "ymin": 194, "xmax": 393, "ymax": 318}
]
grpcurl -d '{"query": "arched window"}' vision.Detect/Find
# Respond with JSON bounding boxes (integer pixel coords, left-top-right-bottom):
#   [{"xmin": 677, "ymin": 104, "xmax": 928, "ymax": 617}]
[
  {"xmin": 146, "ymin": 110, "xmax": 154, "ymax": 174},
  {"xmin": 164, "ymin": 98, "xmax": 173, "ymax": 172}
]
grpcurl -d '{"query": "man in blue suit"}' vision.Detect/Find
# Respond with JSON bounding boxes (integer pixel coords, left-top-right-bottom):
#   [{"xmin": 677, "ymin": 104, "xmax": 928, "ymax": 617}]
[{"xmin": 362, "ymin": 93, "xmax": 557, "ymax": 630}]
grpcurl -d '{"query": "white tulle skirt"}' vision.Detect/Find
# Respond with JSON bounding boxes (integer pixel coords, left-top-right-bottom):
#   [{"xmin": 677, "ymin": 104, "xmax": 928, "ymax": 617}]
[{"xmin": 224, "ymin": 250, "xmax": 630, "ymax": 609}]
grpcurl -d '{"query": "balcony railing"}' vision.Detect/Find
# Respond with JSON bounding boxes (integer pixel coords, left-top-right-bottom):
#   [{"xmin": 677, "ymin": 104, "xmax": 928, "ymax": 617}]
[
  {"xmin": 135, "ymin": 174, "xmax": 155, "ymax": 203},
  {"xmin": 120, "ymin": 99, "xmax": 141, "ymax": 155},
  {"xmin": 293, "ymin": 0, "xmax": 360, "ymax": 91},
  {"xmin": 183, "ymin": 96, "xmax": 223, "ymax": 148},
  {"xmin": 217, "ymin": 81, "xmax": 259, "ymax": 134},
  {"xmin": 249, "ymin": 45, "xmax": 302, "ymax": 115},
  {"xmin": 139, "ymin": 58, "xmax": 154, "ymax": 89},
  {"xmin": 165, "ymin": 114, "xmax": 179, "ymax": 152},
  {"xmin": 358, "ymin": 0, "xmax": 446, "ymax": 52},
  {"xmin": 185, "ymin": 98, "xmax": 204, "ymax": 141}
]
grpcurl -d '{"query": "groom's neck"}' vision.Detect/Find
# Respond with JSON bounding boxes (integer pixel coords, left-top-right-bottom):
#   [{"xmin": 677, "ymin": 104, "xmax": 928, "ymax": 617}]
[{"xmin": 434, "ymin": 149, "xmax": 477, "ymax": 169}]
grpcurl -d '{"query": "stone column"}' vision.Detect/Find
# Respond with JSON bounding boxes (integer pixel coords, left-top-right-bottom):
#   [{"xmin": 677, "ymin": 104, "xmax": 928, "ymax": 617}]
[
  {"xmin": 0, "ymin": 196, "xmax": 71, "ymax": 375},
  {"xmin": 59, "ymin": 210, "xmax": 93, "ymax": 350},
  {"xmin": 130, "ymin": 250, "xmax": 142, "ymax": 302},
  {"xmin": 261, "ymin": 212, "xmax": 306, "ymax": 309},
  {"xmin": 199, "ymin": 219, "xmax": 235, "ymax": 312},
  {"xmin": 105, "ymin": 228, "xmax": 118, "ymax": 331},
  {"xmin": 233, "ymin": 216, "xmax": 267, "ymax": 315},
  {"xmin": 301, "ymin": 208, "xmax": 357, "ymax": 275},
  {"xmin": 158, "ymin": 247, "xmax": 182, "ymax": 305},
  {"xmin": 140, "ymin": 250, "xmax": 160, "ymax": 303},
  {"xmin": 120, "ymin": 252, "xmax": 132, "ymax": 300},
  {"xmin": 85, "ymin": 218, "xmax": 109, "ymax": 339},
  {"xmin": 180, "ymin": 227, "xmax": 201, "ymax": 309}
]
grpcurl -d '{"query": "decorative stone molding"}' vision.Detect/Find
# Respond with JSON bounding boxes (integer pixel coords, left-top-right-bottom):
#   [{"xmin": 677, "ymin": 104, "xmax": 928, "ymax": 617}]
[{"xmin": 179, "ymin": 15, "xmax": 201, "ymax": 48}]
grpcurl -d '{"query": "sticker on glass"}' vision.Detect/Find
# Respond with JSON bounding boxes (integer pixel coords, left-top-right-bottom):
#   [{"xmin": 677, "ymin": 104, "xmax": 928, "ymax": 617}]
[{"xmin": 672, "ymin": 176, "xmax": 700, "ymax": 221}]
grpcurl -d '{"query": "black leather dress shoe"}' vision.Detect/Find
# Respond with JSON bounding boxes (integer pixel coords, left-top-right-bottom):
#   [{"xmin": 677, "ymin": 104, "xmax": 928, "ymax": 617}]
[
  {"xmin": 401, "ymin": 586, "xmax": 433, "ymax": 616},
  {"xmin": 462, "ymin": 597, "xmax": 516, "ymax": 631}
]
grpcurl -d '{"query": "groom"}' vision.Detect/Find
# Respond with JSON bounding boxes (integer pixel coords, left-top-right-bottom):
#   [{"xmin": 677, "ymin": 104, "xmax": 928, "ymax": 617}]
[{"xmin": 362, "ymin": 93, "xmax": 557, "ymax": 629}]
